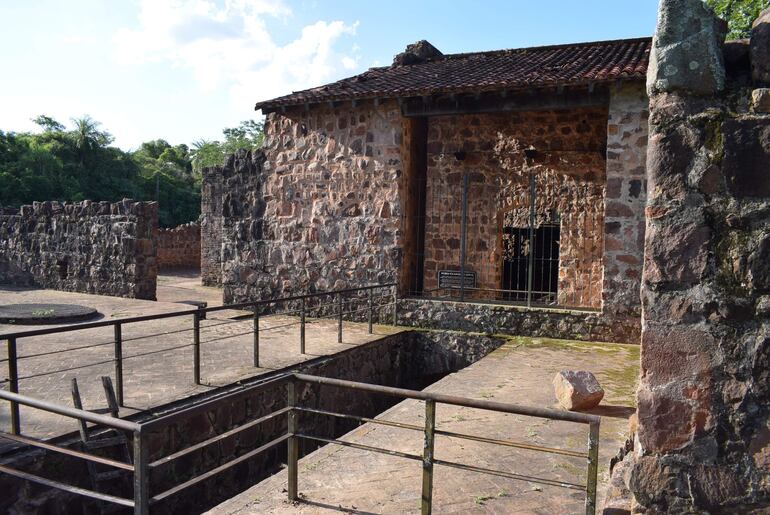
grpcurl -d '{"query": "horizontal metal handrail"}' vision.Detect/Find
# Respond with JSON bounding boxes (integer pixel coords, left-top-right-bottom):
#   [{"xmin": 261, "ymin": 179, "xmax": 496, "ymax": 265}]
[
  {"xmin": 0, "ymin": 389, "xmax": 140, "ymax": 432},
  {"xmin": 0, "ymin": 282, "xmax": 397, "ymax": 340},
  {"xmin": 0, "ymin": 431, "xmax": 134, "ymax": 471},
  {"xmin": 292, "ymin": 373, "xmax": 598, "ymax": 425}
]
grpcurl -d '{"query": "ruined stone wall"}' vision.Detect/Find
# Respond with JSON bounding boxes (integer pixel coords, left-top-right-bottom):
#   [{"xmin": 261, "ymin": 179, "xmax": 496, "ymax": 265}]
[
  {"xmin": 601, "ymin": 83, "xmax": 649, "ymax": 332},
  {"xmin": 0, "ymin": 200, "xmax": 157, "ymax": 300},
  {"xmin": 221, "ymin": 101, "xmax": 404, "ymax": 304},
  {"xmin": 156, "ymin": 222, "xmax": 200, "ymax": 269},
  {"xmin": 629, "ymin": 2, "xmax": 770, "ymax": 511},
  {"xmin": 422, "ymin": 108, "xmax": 607, "ymax": 308},
  {"xmin": 201, "ymin": 165, "xmax": 224, "ymax": 285}
]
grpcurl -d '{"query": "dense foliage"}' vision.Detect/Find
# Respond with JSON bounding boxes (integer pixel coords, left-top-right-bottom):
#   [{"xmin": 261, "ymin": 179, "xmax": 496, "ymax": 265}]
[
  {"xmin": 705, "ymin": 0, "xmax": 768, "ymax": 39},
  {"xmin": 0, "ymin": 116, "xmax": 263, "ymax": 227}
]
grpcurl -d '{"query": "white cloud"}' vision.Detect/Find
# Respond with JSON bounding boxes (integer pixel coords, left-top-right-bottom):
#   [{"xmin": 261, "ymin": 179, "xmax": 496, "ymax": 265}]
[{"xmin": 114, "ymin": 0, "xmax": 359, "ymax": 111}]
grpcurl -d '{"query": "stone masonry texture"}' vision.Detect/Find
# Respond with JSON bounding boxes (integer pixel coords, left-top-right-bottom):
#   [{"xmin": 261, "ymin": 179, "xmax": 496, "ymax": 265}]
[
  {"xmin": 156, "ymin": 221, "xmax": 201, "ymax": 269},
  {"xmin": 630, "ymin": 1, "xmax": 770, "ymax": 511},
  {"xmin": 0, "ymin": 199, "xmax": 158, "ymax": 300}
]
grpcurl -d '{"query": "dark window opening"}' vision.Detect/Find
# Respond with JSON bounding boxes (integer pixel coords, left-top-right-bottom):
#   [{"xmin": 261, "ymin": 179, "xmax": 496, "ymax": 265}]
[
  {"xmin": 501, "ymin": 224, "xmax": 560, "ymax": 303},
  {"xmin": 57, "ymin": 258, "xmax": 69, "ymax": 279}
]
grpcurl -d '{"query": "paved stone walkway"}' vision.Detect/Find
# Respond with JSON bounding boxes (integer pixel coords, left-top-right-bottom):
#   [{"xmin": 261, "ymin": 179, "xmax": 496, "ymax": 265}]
[
  {"xmin": 208, "ymin": 337, "xmax": 639, "ymax": 514},
  {"xmin": 0, "ymin": 275, "xmax": 399, "ymax": 442}
]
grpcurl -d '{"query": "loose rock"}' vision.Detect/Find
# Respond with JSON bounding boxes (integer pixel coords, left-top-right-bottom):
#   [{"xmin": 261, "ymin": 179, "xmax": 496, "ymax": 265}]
[
  {"xmin": 751, "ymin": 7, "xmax": 770, "ymax": 85},
  {"xmin": 553, "ymin": 370, "xmax": 605, "ymax": 410}
]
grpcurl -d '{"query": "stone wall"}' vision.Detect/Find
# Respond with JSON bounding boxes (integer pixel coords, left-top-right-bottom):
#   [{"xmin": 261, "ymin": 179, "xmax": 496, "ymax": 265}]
[
  {"xmin": 0, "ymin": 329, "xmax": 502, "ymax": 514},
  {"xmin": 629, "ymin": 2, "xmax": 770, "ymax": 512},
  {"xmin": 219, "ymin": 101, "xmax": 404, "ymax": 304},
  {"xmin": 602, "ymin": 83, "xmax": 649, "ymax": 323},
  {"xmin": 156, "ymin": 222, "xmax": 200, "ymax": 269},
  {"xmin": 0, "ymin": 199, "xmax": 158, "ymax": 300},
  {"xmin": 201, "ymin": 165, "xmax": 224, "ymax": 285},
  {"xmin": 422, "ymin": 108, "xmax": 608, "ymax": 308}
]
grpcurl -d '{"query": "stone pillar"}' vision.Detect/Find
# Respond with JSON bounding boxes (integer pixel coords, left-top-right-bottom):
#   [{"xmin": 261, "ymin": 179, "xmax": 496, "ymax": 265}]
[
  {"xmin": 631, "ymin": 0, "xmax": 770, "ymax": 512},
  {"xmin": 602, "ymin": 82, "xmax": 649, "ymax": 339}
]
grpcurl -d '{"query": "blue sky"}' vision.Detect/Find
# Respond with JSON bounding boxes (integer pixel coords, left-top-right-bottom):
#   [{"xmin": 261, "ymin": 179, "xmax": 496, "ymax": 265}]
[{"xmin": 0, "ymin": 1, "xmax": 659, "ymax": 150}]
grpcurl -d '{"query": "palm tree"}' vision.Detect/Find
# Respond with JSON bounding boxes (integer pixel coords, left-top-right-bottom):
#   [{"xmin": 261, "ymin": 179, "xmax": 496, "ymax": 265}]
[{"xmin": 70, "ymin": 116, "xmax": 112, "ymax": 167}]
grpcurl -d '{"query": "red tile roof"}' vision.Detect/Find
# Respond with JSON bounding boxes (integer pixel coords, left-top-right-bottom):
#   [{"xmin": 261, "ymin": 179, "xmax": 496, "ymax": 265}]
[{"xmin": 255, "ymin": 37, "xmax": 651, "ymax": 111}]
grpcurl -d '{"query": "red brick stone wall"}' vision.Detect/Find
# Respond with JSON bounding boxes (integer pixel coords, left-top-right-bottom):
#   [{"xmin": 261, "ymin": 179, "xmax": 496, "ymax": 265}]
[
  {"xmin": 156, "ymin": 222, "xmax": 201, "ymax": 269},
  {"xmin": 422, "ymin": 108, "xmax": 608, "ymax": 308}
]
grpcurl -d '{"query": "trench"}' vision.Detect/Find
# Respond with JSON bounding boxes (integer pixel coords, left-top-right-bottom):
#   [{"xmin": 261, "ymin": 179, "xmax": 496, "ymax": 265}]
[{"xmin": 0, "ymin": 329, "xmax": 504, "ymax": 515}]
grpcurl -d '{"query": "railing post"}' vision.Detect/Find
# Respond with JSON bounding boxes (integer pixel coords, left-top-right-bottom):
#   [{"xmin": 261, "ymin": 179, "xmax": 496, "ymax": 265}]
[
  {"xmin": 133, "ymin": 428, "xmax": 150, "ymax": 515},
  {"xmin": 7, "ymin": 337, "xmax": 20, "ymax": 435},
  {"xmin": 253, "ymin": 306, "xmax": 260, "ymax": 367},
  {"xmin": 459, "ymin": 172, "xmax": 469, "ymax": 302},
  {"xmin": 300, "ymin": 298, "xmax": 306, "ymax": 354},
  {"xmin": 585, "ymin": 420, "xmax": 600, "ymax": 515},
  {"xmin": 337, "ymin": 292, "xmax": 343, "ymax": 344},
  {"xmin": 368, "ymin": 288, "xmax": 373, "ymax": 334},
  {"xmin": 421, "ymin": 399, "xmax": 436, "ymax": 515},
  {"xmin": 193, "ymin": 310, "xmax": 201, "ymax": 385},
  {"xmin": 114, "ymin": 323, "xmax": 124, "ymax": 406},
  {"xmin": 392, "ymin": 285, "xmax": 398, "ymax": 327},
  {"xmin": 287, "ymin": 378, "xmax": 299, "ymax": 501}
]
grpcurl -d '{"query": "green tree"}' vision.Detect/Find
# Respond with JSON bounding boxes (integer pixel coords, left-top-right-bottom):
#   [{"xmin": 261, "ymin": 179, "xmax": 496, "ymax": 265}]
[
  {"xmin": 190, "ymin": 120, "xmax": 264, "ymax": 172},
  {"xmin": 705, "ymin": 0, "xmax": 768, "ymax": 39}
]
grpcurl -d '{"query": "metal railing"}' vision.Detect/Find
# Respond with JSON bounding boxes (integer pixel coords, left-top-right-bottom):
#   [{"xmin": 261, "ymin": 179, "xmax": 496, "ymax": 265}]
[
  {"xmin": 0, "ymin": 372, "xmax": 600, "ymax": 515},
  {"xmin": 1, "ymin": 283, "xmax": 397, "ymax": 436}
]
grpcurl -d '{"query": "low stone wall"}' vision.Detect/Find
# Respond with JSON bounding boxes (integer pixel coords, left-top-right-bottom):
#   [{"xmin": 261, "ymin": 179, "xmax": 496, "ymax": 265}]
[
  {"xmin": 397, "ymin": 298, "xmax": 639, "ymax": 344},
  {"xmin": 0, "ymin": 199, "xmax": 158, "ymax": 300},
  {"xmin": 0, "ymin": 330, "xmax": 503, "ymax": 514},
  {"xmin": 156, "ymin": 222, "xmax": 201, "ymax": 269}
]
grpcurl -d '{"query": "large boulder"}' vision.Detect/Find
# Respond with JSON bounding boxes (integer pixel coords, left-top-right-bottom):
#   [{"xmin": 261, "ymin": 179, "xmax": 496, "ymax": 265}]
[
  {"xmin": 647, "ymin": 0, "xmax": 728, "ymax": 96},
  {"xmin": 752, "ymin": 7, "xmax": 770, "ymax": 85},
  {"xmin": 553, "ymin": 370, "xmax": 605, "ymax": 410}
]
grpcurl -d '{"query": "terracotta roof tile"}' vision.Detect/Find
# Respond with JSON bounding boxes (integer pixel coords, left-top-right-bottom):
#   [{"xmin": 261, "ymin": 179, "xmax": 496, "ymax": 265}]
[{"xmin": 255, "ymin": 37, "xmax": 651, "ymax": 111}]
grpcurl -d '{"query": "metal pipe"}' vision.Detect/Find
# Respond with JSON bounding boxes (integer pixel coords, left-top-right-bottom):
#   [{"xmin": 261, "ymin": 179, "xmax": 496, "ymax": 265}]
[
  {"xmin": 114, "ymin": 324, "xmax": 124, "ymax": 406},
  {"xmin": 253, "ymin": 308, "xmax": 260, "ymax": 367},
  {"xmin": 287, "ymin": 380, "xmax": 299, "ymax": 501},
  {"xmin": 459, "ymin": 172, "xmax": 469, "ymax": 302},
  {"xmin": 421, "ymin": 399, "xmax": 436, "ymax": 515},
  {"xmin": 193, "ymin": 311, "xmax": 201, "ymax": 385},
  {"xmin": 300, "ymin": 298, "xmax": 306, "ymax": 354},
  {"xmin": 7, "ymin": 337, "xmax": 19, "ymax": 434},
  {"xmin": 133, "ymin": 430, "xmax": 150, "ymax": 515},
  {"xmin": 0, "ymin": 389, "xmax": 141, "ymax": 431},
  {"xmin": 292, "ymin": 374, "xmax": 598, "ymax": 425},
  {"xmin": 392, "ymin": 285, "xmax": 398, "ymax": 326},
  {"xmin": 368, "ymin": 289, "xmax": 373, "ymax": 334}
]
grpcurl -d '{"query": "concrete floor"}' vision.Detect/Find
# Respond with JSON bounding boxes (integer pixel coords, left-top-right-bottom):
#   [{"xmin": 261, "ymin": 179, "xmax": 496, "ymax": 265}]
[
  {"xmin": 208, "ymin": 337, "xmax": 639, "ymax": 515},
  {"xmin": 0, "ymin": 272, "xmax": 399, "ymax": 441}
]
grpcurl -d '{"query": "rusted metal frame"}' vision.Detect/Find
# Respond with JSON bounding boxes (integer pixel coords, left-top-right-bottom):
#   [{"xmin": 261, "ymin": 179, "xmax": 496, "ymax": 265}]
[
  {"xmin": 151, "ymin": 433, "xmax": 290, "ymax": 504},
  {"xmin": 133, "ymin": 429, "xmax": 150, "ymax": 514},
  {"xmin": 253, "ymin": 307, "xmax": 260, "ymax": 367},
  {"xmin": 292, "ymin": 374, "xmax": 598, "ymax": 425},
  {"xmin": 459, "ymin": 172, "xmax": 469, "ymax": 302},
  {"xmin": 0, "ymin": 283, "xmax": 396, "ymax": 341},
  {"xmin": 434, "ymin": 428, "xmax": 588, "ymax": 458},
  {"xmin": 337, "ymin": 292, "xmax": 343, "ymax": 343},
  {"xmin": 114, "ymin": 323, "xmax": 124, "ymax": 406},
  {"xmin": 432, "ymin": 458, "xmax": 585, "ymax": 490},
  {"xmin": 527, "ymin": 170, "xmax": 536, "ymax": 308},
  {"xmin": 0, "ymin": 463, "xmax": 135, "ymax": 507},
  {"xmin": 287, "ymin": 379, "xmax": 299, "ymax": 501},
  {"xmin": 295, "ymin": 433, "xmax": 422, "ymax": 462},
  {"xmin": 300, "ymin": 297, "xmax": 306, "ymax": 354},
  {"xmin": 585, "ymin": 420, "xmax": 600, "ymax": 515},
  {"xmin": 0, "ymin": 431, "xmax": 134, "ymax": 471},
  {"xmin": 7, "ymin": 337, "xmax": 20, "ymax": 434},
  {"xmin": 421, "ymin": 399, "xmax": 436, "ymax": 515},
  {"xmin": 142, "ymin": 374, "xmax": 291, "ymax": 430},
  {"xmin": 0, "ymin": 388, "xmax": 141, "ymax": 432},
  {"xmin": 295, "ymin": 406, "xmax": 423, "ymax": 432},
  {"xmin": 368, "ymin": 289, "xmax": 373, "ymax": 333},
  {"xmin": 149, "ymin": 406, "xmax": 292, "ymax": 468},
  {"xmin": 193, "ymin": 311, "xmax": 201, "ymax": 385}
]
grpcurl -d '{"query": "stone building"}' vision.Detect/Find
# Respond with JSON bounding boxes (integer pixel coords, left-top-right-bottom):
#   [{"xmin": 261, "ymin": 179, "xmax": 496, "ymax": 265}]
[{"xmin": 202, "ymin": 38, "xmax": 652, "ymax": 343}]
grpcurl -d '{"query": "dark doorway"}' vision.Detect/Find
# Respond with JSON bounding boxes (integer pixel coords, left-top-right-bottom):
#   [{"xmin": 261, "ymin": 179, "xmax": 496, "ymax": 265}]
[{"xmin": 501, "ymin": 224, "xmax": 560, "ymax": 303}]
